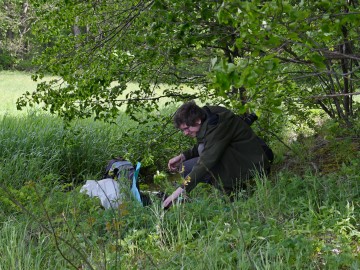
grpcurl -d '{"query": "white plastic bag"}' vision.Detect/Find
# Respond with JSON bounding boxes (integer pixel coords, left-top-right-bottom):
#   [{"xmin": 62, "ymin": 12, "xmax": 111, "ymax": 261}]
[{"xmin": 80, "ymin": 178, "xmax": 123, "ymax": 209}]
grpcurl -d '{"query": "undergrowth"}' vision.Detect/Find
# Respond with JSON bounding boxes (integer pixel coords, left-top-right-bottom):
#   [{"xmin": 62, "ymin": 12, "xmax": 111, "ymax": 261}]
[{"xmin": 0, "ymin": 112, "xmax": 359, "ymax": 269}]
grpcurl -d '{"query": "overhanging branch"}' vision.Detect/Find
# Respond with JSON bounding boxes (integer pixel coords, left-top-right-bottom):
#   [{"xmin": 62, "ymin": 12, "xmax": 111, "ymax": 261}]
[{"xmin": 307, "ymin": 92, "xmax": 360, "ymax": 100}]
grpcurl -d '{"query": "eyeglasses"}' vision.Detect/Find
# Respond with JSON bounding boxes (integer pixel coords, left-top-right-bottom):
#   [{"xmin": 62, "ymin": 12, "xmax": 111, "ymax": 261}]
[
  {"xmin": 179, "ymin": 123, "xmax": 200, "ymax": 133},
  {"xmin": 179, "ymin": 126, "xmax": 191, "ymax": 132}
]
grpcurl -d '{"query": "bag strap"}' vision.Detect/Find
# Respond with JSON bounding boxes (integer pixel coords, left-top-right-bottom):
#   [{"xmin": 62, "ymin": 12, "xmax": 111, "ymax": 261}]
[{"xmin": 131, "ymin": 162, "xmax": 143, "ymax": 205}]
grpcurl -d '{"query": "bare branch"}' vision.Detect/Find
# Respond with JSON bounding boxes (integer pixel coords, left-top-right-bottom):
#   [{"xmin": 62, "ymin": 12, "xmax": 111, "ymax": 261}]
[{"xmin": 307, "ymin": 92, "xmax": 360, "ymax": 100}]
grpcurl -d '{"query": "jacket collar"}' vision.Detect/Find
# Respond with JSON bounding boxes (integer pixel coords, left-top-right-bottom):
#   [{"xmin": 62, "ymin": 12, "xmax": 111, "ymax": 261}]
[{"xmin": 196, "ymin": 118, "xmax": 208, "ymax": 140}]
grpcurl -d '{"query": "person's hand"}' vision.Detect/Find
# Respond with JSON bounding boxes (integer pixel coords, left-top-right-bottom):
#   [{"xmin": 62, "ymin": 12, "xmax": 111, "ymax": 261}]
[
  {"xmin": 168, "ymin": 154, "xmax": 185, "ymax": 172},
  {"xmin": 162, "ymin": 187, "xmax": 184, "ymax": 209}
]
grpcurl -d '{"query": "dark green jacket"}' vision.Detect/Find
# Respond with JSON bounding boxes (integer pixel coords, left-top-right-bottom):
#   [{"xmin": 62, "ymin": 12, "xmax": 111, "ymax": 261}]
[{"xmin": 182, "ymin": 106, "xmax": 270, "ymax": 193}]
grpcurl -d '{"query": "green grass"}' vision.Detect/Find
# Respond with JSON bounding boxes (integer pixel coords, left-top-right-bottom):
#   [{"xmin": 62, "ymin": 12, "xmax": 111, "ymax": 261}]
[
  {"xmin": 1, "ymin": 162, "xmax": 358, "ymax": 269},
  {"xmin": 0, "ymin": 112, "xmax": 358, "ymax": 269},
  {"xmin": 0, "ymin": 217, "xmax": 69, "ymax": 270},
  {"xmin": 0, "ymin": 71, "xmax": 50, "ymax": 115},
  {"xmin": 0, "ymin": 71, "xmax": 359, "ymax": 269}
]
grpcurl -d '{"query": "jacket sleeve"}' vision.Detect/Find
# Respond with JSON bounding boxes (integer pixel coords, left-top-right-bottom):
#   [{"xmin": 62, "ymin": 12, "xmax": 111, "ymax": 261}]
[{"xmin": 183, "ymin": 111, "xmax": 236, "ymax": 193}]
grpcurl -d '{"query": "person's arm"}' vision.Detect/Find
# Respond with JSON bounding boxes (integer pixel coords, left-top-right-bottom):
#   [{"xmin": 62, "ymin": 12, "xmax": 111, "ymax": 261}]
[
  {"xmin": 162, "ymin": 187, "xmax": 184, "ymax": 208},
  {"xmin": 168, "ymin": 153, "xmax": 185, "ymax": 172},
  {"xmin": 168, "ymin": 142, "xmax": 201, "ymax": 172}
]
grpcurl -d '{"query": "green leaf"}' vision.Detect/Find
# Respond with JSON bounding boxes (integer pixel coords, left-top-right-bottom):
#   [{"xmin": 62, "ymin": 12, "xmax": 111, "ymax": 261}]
[
  {"xmin": 309, "ymin": 54, "xmax": 326, "ymax": 69},
  {"xmin": 271, "ymin": 107, "xmax": 282, "ymax": 114}
]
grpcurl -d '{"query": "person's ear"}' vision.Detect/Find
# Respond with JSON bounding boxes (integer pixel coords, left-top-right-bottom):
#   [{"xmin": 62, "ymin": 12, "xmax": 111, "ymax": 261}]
[{"xmin": 195, "ymin": 119, "xmax": 201, "ymax": 125}]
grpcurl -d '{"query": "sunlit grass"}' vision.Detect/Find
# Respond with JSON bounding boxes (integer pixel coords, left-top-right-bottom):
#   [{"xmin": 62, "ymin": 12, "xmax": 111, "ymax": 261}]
[{"xmin": 0, "ymin": 71, "xmax": 38, "ymax": 115}]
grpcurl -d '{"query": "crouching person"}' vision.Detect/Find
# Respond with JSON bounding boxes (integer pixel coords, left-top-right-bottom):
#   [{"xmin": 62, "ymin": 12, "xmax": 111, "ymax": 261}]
[{"xmin": 163, "ymin": 101, "xmax": 272, "ymax": 208}]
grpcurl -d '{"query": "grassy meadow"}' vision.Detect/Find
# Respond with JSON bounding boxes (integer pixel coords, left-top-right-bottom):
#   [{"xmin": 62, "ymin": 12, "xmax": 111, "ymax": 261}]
[
  {"xmin": 0, "ymin": 71, "xmax": 359, "ymax": 269},
  {"xmin": 0, "ymin": 71, "xmax": 39, "ymax": 114}
]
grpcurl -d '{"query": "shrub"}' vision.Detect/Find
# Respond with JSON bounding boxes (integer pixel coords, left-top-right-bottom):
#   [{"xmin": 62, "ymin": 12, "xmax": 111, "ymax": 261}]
[{"xmin": 0, "ymin": 50, "xmax": 15, "ymax": 70}]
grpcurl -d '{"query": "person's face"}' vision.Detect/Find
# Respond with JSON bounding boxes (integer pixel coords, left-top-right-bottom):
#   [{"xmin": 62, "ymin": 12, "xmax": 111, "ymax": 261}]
[{"xmin": 179, "ymin": 120, "xmax": 201, "ymax": 137}]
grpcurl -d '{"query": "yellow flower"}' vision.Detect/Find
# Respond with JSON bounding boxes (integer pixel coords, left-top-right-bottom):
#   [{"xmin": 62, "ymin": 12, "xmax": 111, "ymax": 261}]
[
  {"xmin": 179, "ymin": 164, "xmax": 185, "ymax": 174},
  {"xmin": 183, "ymin": 176, "xmax": 191, "ymax": 186}
]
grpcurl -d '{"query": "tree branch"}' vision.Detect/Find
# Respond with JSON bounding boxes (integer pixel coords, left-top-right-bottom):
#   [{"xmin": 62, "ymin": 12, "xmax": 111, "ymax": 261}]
[{"xmin": 306, "ymin": 92, "xmax": 360, "ymax": 100}]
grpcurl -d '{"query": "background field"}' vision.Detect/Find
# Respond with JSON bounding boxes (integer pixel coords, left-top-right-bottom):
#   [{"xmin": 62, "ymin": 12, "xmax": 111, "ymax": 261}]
[
  {"xmin": 0, "ymin": 71, "xmax": 202, "ymax": 117},
  {"xmin": 0, "ymin": 71, "xmax": 38, "ymax": 114}
]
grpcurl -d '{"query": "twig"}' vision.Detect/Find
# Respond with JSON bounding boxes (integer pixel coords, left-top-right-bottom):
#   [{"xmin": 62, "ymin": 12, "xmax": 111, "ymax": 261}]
[
  {"xmin": 306, "ymin": 92, "xmax": 360, "ymax": 100},
  {"xmin": 255, "ymin": 122, "xmax": 294, "ymax": 152}
]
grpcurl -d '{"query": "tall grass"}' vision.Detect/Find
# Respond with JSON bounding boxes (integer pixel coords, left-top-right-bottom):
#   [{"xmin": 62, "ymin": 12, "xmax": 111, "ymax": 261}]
[
  {"xmin": 2, "ymin": 163, "xmax": 358, "ymax": 269},
  {"xmin": 0, "ymin": 111, "xmax": 141, "ymax": 187},
  {"xmin": 0, "ymin": 217, "xmax": 69, "ymax": 269}
]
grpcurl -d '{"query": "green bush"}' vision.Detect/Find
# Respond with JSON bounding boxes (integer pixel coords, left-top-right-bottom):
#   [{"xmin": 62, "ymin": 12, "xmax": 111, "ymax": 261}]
[
  {"xmin": 16, "ymin": 57, "xmax": 36, "ymax": 72},
  {"xmin": 0, "ymin": 50, "xmax": 15, "ymax": 70}
]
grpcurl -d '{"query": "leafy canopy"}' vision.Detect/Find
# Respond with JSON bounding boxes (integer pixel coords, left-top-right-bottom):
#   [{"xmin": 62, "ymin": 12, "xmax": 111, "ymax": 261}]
[{"xmin": 18, "ymin": 0, "xmax": 360, "ymax": 125}]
